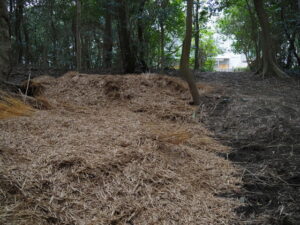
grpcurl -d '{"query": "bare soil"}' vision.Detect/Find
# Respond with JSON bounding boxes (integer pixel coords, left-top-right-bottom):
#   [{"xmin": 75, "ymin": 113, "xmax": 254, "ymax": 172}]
[{"xmin": 194, "ymin": 72, "xmax": 300, "ymax": 225}]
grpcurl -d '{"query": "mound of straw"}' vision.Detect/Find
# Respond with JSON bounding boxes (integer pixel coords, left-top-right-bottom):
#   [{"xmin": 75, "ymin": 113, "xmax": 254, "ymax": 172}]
[
  {"xmin": 0, "ymin": 92, "xmax": 34, "ymax": 119},
  {"xmin": 0, "ymin": 73, "xmax": 240, "ymax": 225}
]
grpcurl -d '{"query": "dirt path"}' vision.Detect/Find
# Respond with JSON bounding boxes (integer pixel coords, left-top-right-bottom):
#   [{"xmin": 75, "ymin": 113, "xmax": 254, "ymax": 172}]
[{"xmin": 195, "ymin": 72, "xmax": 300, "ymax": 225}]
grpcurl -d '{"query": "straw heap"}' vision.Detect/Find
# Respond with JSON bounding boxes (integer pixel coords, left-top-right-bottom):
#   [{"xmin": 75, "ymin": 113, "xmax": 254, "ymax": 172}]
[{"xmin": 0, "ymin": 72, "xmax": 240, "ymax": 225}]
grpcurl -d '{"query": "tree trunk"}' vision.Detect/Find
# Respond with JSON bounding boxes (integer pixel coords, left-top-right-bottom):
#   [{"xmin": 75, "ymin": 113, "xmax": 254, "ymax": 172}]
[
  {"xmin": 15, "ymin": 0, "xmax": 24, "ymax": 64},
  {"xmin": 286, "ymin": 38, "xmax": 293, "ymax": 69},
  {"xmin": 76, "ymin": 0, "xmax": 82, "ymax": 72},
  {"xmin": 103, "ymin": 2, "xmax": 113, "ymax": 69},
  {"xmin": 41, "ymin": 46, "xmax": 49, "ymax": 68},
  {"xmin": 180, "ymin": 0, "xmax": 200, "ymax": 105},
  {"xmin": 94, "ymin": 30, "xmax": 102, "ymax": 69},
  {"xmin": 160, "ymin": 21, "xmax": 165, "ymax": 70},
  {"xmin": 287, "ymin": 32, "xmax": 300, "ymax": 68},
  {"xmin": 116, "ymin": 0, "xmax": 136, "ymax": 73},
  {"xmin": 157, "ymin": 0, "xmax": 168, "ymax": 70},
  {"xmin": 0, "ymin": 0, "xmax": 11, "ymax": 80},
  {"xmin": 283, "ymin": 28, "xmax": 299, "ymax": 69},
  {"xmin": 137, "ymin": 0, "xmax": 149, "ymax": 72},
  {"xmin": 194, "ymin": 0, "xmax": 200, "ymax": 70},
  {"xmin": 280, "ymin": 1, "xmax": 300, "ymax": 68},
  {"xmin": 245, "ymin": 0, "xmax": 260, "ymax": 72},
  {"xmin": 50, "ymin": 1, "xmax": 58, "ymax": 67},
  {"xmin": 253, "ymin": 0, "xmax": 287, "ymax": 78},
  {"xmin": 8, "ymin": 0, "xmax": 13, "ymax": 40},
  {"xmin": 23, "ymin": 16, "xmax": 32, "ymax": 65},
  {"xmin": 82, "ymin": 35, "xmax": 91, "ymax": 70}
]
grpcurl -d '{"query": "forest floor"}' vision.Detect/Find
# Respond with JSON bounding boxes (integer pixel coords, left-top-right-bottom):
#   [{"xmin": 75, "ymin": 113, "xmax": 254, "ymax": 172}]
[
  {"xmin": 193, "ymin": 72, "xmax": 300, "ymax": 225},
  {"xmin": 1, "ymin": 71, "xmax": 300, "ymax": 225}
]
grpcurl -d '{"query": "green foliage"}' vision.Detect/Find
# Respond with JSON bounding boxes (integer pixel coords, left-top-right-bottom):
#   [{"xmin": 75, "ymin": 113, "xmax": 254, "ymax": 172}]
[
  {"xmin": 200, "ymin": 30, "xmax": 219, "ymax": 71},
  {"xmin": 217, "ymin": 0, "xmax": 257, "ymax": 64},
  {"xmin": 218, "ymin": 0, "xmax": 300, "ymax": 71},
  {"xmin": 144, "ymin": 0, "xmax": 186, "ymax": 68},
  {"xmin": 5, "ymin": 0, "xmax": 300, "ymax": 72},
  {"xmin": 22, "ymin": 0, "xmax": 77, "ymax": 68},
  {"xmin": 191, "ymin": 29, "xmax": 219, "ymax": 71},
  {"xmin": 233, "ymin": 67, "xmax": 250, "ymax": 72},
  {"xmin": 9, "ymin": 0, "xmax": 191, "ymax": 70}
]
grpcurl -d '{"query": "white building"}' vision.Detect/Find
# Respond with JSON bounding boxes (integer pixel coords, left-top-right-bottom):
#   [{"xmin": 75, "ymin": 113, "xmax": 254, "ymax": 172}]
[{"xmin": 214, "ymin": 52, "xmax": 248, "ymax": 72}]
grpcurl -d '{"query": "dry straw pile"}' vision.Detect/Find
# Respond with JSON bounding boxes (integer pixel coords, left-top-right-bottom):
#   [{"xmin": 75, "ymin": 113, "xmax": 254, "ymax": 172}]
[
  {"xmin": 0, "ymin": 72, "xmax": 240, "ymax": 225},
  {"xmin": 0, "ymin": 92, "xmax": 34, "ymax": 119}
]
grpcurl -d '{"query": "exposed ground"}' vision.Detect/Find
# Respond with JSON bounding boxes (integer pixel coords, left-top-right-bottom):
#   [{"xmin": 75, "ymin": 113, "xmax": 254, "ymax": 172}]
[
  {"xmin": 0, "ymin": 72, "xmax": 240, "ymax": 225},
  {"xmin": 1, "ymin": 71, "xmax": 299, "ymax": 225},
  {"xmin": 194, "ymin": 72, "xmax": 300, "ymax": 225}
]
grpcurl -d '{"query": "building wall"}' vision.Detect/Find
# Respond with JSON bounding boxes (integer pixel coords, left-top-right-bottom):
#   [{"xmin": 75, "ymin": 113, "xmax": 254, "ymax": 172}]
[{"xmin": 214, "ymin": 53, "xmax": 248, "ymax": 71}]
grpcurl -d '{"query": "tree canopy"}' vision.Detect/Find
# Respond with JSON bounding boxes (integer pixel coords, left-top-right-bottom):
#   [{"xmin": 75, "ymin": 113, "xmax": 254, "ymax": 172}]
[
  {"xmin": 218, "ymin": 0, "xmax": 299, "ymax": 75},
  {"xmin": 0, "ymin": 0, "xmax": 298, "ymax": 77}
]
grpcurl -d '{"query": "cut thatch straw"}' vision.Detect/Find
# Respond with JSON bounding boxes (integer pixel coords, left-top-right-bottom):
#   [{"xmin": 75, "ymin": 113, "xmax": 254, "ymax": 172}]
[
  {"xmin": 0, "ymin": 73, "xmax": 241, "ymax": 225},
  {"xmin": 0, "ymin": 93, "xmax": 34, "ymax": 119}
]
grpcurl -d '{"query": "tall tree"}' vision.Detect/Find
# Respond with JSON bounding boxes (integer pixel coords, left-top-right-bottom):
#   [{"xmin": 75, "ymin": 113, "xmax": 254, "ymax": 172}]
[
  {"xmin": 280, "ymin": 1, "xmax": 300, "ymax": 68},
  {"xmin": 115, "ymin": 0, "xmax": 136, "ymax": 73},
  {"xmin": 49, "ymin": 1, "xmax": 58, "ymax": 67},
  {"xmin": 180, "ymin": 0, "xmax": 200, "ymax": 105},
  {"xmin": 253, "ymin": 0, "xmax": 287, "ymax": 78},
  {"xmin": 194, "ymin": 0, "xmax": 200, "ymax": 70},
  {"xmin": 245, "ymin": 0, "xmax": 260, "ymax": 71},
  {"xmin": 137, "ymin": 0, "xmax": 149, "ymax": 72},
  {"xmin": 0, "ymin": 0, "xmax": 11, "ymax": 80},
  {"xmin": 15, "ymin": 0, "xmax": 24, "ymax": 64},
  {"xmin": 157, "ymin": 0, "xmax": 169, "ymax": 70},
  {"xmin": 103, "ymin": 1, "xmax": 113, "ymax": 69},
  {"xmin": 23, "ymin": 16, "xmax": 31, "ymax": 64},
  {"xmin": 82, "ymin": 35, "xmax": 91, "ymax": 70},
  {"xmin": 8, "ymin": 0, "xmax": 14, "ymax": 40},
  {"xmin": 76, "ymin": 0, "xmax": 82, "ymax": 71}
]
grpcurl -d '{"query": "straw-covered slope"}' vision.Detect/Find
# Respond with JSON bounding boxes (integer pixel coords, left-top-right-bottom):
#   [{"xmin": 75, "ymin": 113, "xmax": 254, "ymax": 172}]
[{"xmin": 0, "ymin": 72, "xmax": 240, "ymax": 225}]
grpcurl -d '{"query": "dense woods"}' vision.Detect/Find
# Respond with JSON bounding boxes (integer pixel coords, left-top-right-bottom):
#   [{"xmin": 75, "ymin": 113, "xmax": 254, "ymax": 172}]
[
  {"xmin": 1, "ymin": 0, "xmax": 189, "ymax": 73},
  {"xmin": 0, "ymin": 0, "xmax": 297, "ymax": 77},
  {"xmin": 0, "ymin": 0, "xmax": 11, "ymax": 80},
  {"xmin": 218, "ymin": 0, "xmax": 300, "ymax": 76}
]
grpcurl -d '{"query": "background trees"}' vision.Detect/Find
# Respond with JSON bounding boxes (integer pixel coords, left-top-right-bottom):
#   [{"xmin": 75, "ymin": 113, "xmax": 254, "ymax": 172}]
[
  {"xmin": 0, "ymin": 0, "xmax": 11, "ymax": 80},
  {"xmin": 218, "ymin": 0, "xmax": 300, "ymax": 75},
  {"xmin": 1, "ymin": 0, "xmax": 298, "ymax": 76},
  {"xmin": 3, "ymin": 0, "xmax": 220, "ymax": 74}
]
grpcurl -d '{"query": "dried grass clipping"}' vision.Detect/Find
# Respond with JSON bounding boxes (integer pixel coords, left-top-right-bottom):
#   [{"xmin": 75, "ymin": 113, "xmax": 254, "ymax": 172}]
[
  {"xmin": 0, "ymin": 93, "xmax": 34, "ymax": 119},
  {"xmin": 0, "ymin": 73, "xmax": 241, "ymax": 225}
]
